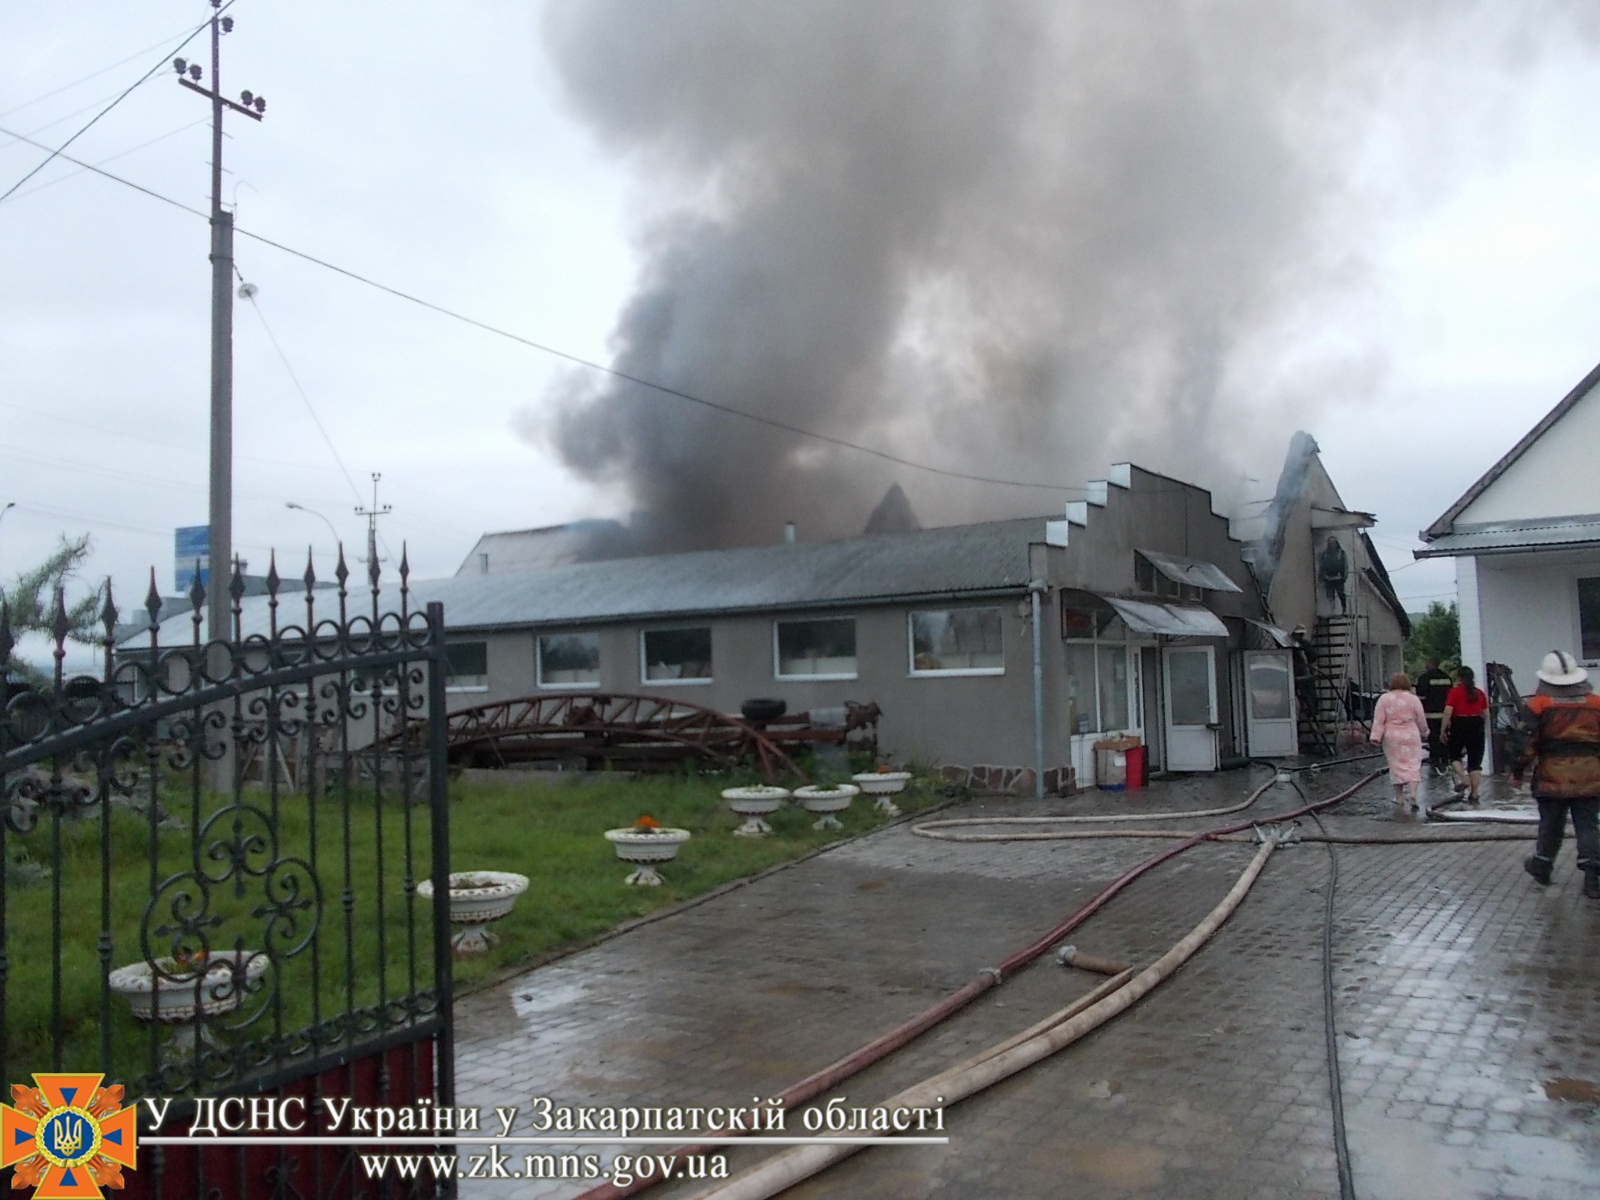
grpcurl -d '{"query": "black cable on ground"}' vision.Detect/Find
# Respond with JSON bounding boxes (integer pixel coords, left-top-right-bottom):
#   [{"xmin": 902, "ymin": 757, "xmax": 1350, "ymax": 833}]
[{"xmin": 1303, "ymin": 790, "xmax": 1357, "ymax": 1200}]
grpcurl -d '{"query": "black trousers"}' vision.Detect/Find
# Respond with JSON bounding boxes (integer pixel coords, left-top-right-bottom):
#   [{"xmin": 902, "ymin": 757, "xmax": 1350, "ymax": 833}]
[
  {"xmin": 1533, "ymin": 796, "xmax": 1600, "ymax": 868},
  {"xmin": 1425, "ymin": 717, "xmax": 1445, "ymax": 769}
]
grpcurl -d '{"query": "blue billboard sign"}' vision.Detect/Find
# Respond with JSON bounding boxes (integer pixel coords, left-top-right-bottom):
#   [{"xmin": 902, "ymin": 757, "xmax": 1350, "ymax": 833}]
[{"xmin": 175, "ymin": 525, "xmax": 209, "ymax": 593}]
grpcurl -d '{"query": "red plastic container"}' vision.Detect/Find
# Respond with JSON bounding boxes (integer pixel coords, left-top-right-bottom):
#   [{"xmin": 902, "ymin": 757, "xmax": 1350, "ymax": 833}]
[{"xmin": 1125, "ymin": 745, "xmax": 1146, "ymax": 790}]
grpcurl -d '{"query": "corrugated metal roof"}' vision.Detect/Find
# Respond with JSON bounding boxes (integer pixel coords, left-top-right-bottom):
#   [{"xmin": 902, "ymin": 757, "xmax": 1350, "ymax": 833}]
[
  {"xmin": 1136, "ymin": 549, "xmax": 1243, "ymax": 593},
  {"xmin": 1413, "ymin": 515, "xmax": 1600, "ymax": 558},
  {"xmin": 123, "ymin": 518, "xmax": 1047, "ymax": 641},
  {"xmin": 432, "ymin": 518, "xmax": 1042, "ymax": 629}
]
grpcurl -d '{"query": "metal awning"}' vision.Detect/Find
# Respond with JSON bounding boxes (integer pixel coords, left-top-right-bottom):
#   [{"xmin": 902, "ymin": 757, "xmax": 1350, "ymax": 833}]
[
  {"xmin": 1135, "ymin": 549, "xmax": 1242, "ymax": 593},
  {"xmin": 1245, "ymin": 619, "xmax": 1296, "ymax": 648},
  {"xmin": 1105, "ymin": 596, "xmax": 1229, "ymax": 638}
]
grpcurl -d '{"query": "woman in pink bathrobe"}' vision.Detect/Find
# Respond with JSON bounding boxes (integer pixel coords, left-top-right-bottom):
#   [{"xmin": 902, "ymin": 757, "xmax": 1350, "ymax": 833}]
[{"xmin": 1370, "ymin": 672, "xmax": 1430, "ymax": 814}]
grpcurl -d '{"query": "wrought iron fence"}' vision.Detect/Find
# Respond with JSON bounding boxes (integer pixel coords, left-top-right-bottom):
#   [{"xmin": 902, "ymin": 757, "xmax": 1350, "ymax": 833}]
[{"xmin": 1, "ymin": 549, "xmax": 452, "ymax": 1193}]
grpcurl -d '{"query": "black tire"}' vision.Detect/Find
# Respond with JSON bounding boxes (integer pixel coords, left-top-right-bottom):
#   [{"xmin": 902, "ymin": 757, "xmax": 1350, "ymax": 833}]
[{"xmin": 741, "ymin": 698, "xmax": 787, "ymax": 722}]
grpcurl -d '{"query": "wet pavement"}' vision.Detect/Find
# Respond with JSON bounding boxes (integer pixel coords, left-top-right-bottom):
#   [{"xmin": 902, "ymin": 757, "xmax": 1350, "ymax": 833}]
[{"xmin": 450, "ymin": 762, "xmax": 1599, "ymax": 1199}]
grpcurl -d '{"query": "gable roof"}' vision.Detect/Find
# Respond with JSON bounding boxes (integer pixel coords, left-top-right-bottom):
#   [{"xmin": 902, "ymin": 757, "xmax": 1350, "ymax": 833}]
[{"xmin": 1422, "ymin": 358, "xmax": 1600, "ymax": 542}]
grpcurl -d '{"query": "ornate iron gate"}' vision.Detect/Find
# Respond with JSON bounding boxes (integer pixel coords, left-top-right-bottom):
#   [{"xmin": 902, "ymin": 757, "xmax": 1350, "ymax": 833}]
[{"xmin": 1, "ymin": 555, "xmax": 453, "ymax": 1198}]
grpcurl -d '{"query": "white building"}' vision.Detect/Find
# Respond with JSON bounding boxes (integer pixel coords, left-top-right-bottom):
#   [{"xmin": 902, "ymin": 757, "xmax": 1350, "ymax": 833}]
[{"xmin": 1416, "ymin": 360, "xmax": 1600, "ymax": 767}]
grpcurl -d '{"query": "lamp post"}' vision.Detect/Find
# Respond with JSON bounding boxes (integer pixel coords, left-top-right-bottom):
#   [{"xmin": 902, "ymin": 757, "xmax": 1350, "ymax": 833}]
[{"xmin": 285, "ymin": 502, "xmax": 342, "ymax": 559}]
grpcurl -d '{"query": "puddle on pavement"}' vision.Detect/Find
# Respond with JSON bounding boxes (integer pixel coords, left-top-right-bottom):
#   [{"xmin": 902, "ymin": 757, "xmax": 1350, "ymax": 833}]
[
  {"xmin": 1543, "ymin": 1077, "xmax": 1600, "ymax": 1104},
  {"xmin": 511, "ymin": 976, "xmax": 592, "ymax": 1017}
]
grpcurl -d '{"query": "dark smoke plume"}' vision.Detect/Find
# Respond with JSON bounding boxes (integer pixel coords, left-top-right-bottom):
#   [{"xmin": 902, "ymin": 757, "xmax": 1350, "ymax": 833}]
[{"xmin": 527, "ymin": 0, "xmax": 1596, "ymax": 553}]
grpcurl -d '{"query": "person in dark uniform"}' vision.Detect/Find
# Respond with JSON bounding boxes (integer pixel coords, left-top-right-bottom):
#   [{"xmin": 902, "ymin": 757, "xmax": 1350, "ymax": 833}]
[
  {"xmin": 1512, "ymin": 651, "xmax": 1600, "ymax": 898},
  {"xmin": 1415, "ymin": 657, "xmax": 1453, "ymax": 775},
  {"xmin": 1319, "ymin": 535, "xmax": 1349, "ymax": 614}
]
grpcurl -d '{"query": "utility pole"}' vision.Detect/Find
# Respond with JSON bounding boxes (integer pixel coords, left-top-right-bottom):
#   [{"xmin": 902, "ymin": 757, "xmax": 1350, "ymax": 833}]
[
  {"xmin": 355, "ymin": 474, "xmax": 392, "ymax": 583},
  {"xmin": 175, "ymin": 1, "xmax": 265, "ymax": 641}
]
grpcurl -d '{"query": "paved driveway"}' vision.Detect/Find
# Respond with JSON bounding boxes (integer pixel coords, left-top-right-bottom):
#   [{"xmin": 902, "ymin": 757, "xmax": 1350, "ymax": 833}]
[{"xmin": 451, "ymin": 763, "xmax": 1599, "ymax": 1199}]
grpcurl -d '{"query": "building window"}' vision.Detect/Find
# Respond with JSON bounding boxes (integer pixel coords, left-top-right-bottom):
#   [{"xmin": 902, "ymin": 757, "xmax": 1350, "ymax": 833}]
[
  {"xmin": 909, "ymin": 607, "xmax": 1003, "ymax": 675},
  {"xmin": 642, "ymin": 627, "xmax": 713, "ymax": 683},
  {"xmin": 1061, "ymin": 601, "xmax": 1130, "ymax": 734},
  {"xmin": 775, "ymin": 618, "xmax": 857, "ymax": 679},
  {"xmin": 538, "ymin": 632, "xmax": 600, "ymax": 687},
  {"xmin": 444, "ymin": 641, "xmax": 488, "ymax": 691},
  {"xmin": 1134, "ymin": 555, "xmax": 1203, "ymax": 603},
  {"xmin": 1580, "ymin": 577, "xmax": 1600, "ymax": 661}
]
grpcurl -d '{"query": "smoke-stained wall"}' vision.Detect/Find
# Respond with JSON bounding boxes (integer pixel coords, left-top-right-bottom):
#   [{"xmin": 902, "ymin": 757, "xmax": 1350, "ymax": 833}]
[{"xmin": 525, "ymin": 0, "xmax": 1598, "ymax": 553}]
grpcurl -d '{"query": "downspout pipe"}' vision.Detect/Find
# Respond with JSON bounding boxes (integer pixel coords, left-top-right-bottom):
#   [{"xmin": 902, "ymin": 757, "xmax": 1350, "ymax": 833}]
[{"xmin": 1029, "ymin": 579, "xmax": 1047, "ymax": 799}]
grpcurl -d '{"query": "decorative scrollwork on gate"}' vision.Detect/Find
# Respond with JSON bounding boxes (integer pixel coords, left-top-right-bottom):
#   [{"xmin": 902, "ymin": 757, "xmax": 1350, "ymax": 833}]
[{"xmin": 1, "ymin": 546, "xmax": 451, "ymax": 1107}]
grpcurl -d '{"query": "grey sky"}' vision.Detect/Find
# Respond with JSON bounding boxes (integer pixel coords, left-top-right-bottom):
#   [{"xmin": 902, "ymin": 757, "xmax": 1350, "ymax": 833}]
[{"xmin": 4, "ymin": 1, "xmax": 1600, "ymax": 642}]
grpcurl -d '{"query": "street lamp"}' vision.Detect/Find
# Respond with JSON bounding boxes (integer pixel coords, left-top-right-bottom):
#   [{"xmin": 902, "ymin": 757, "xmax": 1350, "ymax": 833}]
[{"xmin": 285, "ymin": 502, "xmax": 342, "ymax": 557}]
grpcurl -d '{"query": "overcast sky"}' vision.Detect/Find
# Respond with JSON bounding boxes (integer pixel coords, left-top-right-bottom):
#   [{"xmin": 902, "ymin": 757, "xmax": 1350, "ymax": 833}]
[{"xmin": 4, "ymin": 1, "xmax": 1600, "ymax": 645}]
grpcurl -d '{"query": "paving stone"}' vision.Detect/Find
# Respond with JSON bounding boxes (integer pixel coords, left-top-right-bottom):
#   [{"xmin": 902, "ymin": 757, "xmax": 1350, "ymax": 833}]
[{"xmin": 447, "ymin": 766, "xmax": 1600, "ymax": 1198}]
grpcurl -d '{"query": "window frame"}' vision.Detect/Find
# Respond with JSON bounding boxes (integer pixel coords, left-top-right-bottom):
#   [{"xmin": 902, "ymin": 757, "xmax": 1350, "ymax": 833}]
[
  {"xmin": 639, "ymin": 625, "xmax": 715, "ymax": 686},
  {"xmin": 443, "ymin": 640, "xmax": 489, "ymax": 693},
  {"xmin": 1579, "ymin": 576, "xmax": 1600, "ymax": 664},
  {"xmin": 1060, "ymin": 598, "xmax": 1132, "ymax": 735},
  {"xmin": 907, "ymin": 606, "xmax": 1005, "ymax": 677},
  {"xmin": 773, "ymin": 616, "xmax": 859, "ymax": 681},
  {"xmin": 536, "ymin": 631, "xmax": 602, "ymax": 689}
]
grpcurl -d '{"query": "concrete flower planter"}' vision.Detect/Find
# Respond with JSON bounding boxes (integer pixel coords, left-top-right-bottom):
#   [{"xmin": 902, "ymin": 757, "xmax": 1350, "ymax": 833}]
[
  {"xmin": 721, "ymin": 785, "xmax": 790, "ymax": 837},
  {"xmin": 604, "ymin": 827, "xmax": 691, "ymax": 885},
  {"xmin": 852, "ymin": 770, "xmax": 912, "ymax": 817},
  {"xmin": 109, "ymin": 950, "xmax": 270, "ymax": 1062},
  {"xmin": 417, "ymin": 870, "xmax": 530, "ymax": 955},
  {"xmin": 792, "ymin": 783, "xmax": 859, "ymax": 831}
]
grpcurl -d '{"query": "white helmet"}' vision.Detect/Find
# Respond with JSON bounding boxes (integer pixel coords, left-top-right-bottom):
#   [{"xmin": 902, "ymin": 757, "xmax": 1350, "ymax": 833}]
[{"xmin": 1536, "ymin": 650, "xmax": 1588, "ymax": 686}]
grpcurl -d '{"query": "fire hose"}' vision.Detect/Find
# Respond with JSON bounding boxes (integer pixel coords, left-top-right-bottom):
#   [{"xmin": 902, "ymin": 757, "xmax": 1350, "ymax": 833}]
[
  {"xmin": 689, "ymin": 835, "xmax": 1285, "ymax": 1200},
  {"xmin": 576, "ymin": 766, "xmax": 1534, "ymax": 1199},
  {"xmin": 574, "ymin": 769, "xmax": 1376, "ymax": 1200}
]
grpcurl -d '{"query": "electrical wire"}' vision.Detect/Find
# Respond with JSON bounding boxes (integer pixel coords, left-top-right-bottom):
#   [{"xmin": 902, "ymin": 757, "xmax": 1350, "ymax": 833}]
[
  {"xmin": 0, "ymin": 124, "xmax": 1091, "ymax": 497},
  {"xmin": 0, "ymin": 23, "xmax": 203, "ymax": 119},
  {"xmin": 1301, "ymin": 790, "xmax": 1358, "ymax": 1200},
  {"xmin": 0, "ymin": 4, "xmax": 227, "ymax": 204},
  {"xmin": 4, "ymin": 118, "xmax": 207, "ymax": 205},
  {"xmin": 237, "ymin": 284, "xmax": 366, "ymax": 505}
]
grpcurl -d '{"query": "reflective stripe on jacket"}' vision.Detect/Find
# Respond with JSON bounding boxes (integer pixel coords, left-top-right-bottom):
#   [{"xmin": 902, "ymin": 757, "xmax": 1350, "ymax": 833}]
[{"xmin": 1512, "ymin": 693, "xmax": 1600, "ymax": 799}]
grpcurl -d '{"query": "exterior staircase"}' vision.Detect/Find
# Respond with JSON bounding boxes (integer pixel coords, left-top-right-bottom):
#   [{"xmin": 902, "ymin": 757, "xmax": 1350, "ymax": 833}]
[{"xmin": 1299, "ymin": 615, "xmax": 1358, "ymax": 754}]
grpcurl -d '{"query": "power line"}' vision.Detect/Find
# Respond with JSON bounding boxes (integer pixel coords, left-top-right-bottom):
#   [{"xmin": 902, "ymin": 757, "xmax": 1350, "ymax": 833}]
[
  {"xmin": 237, "ymin": 280, "xmax": 367, "ymax": 505},
  {"xmin": 0, "ymin": 6, "xmax": 224, "ymax": 205},
  {"xmin": 0, "ymin": 23, "xmax": 202, "ymax": 119},
  {"xmin": 0, "ymin": 123, "xmax": 1087, "ymax": 497},
  {"xmin": 4, "ymin": 118, "xmax": 207, "ymax": 205}
]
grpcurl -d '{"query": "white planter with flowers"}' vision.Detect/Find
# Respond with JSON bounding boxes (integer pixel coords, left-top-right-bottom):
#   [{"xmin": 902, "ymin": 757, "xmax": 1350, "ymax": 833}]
[
  {"xmin": 852, "ymin": 770, "xmax": 912, "ymax": 817},
  {"xmin": 792, "ymin": 783, "xmax": 859, "ymax": 831},
  {"xmin": 417, "ymin": 870, "xmax": 530, "ymax": 955},
  {"xmin": 604, "ymin": 821, "xmax": 691, "ymax": 885},
  {"xmin": 109, "ymin": 949, "xmax": 270, "ymax": 1062},
  {"xmin": 721, "ymin": 785, "xmax": 790, "ymax": 836}
]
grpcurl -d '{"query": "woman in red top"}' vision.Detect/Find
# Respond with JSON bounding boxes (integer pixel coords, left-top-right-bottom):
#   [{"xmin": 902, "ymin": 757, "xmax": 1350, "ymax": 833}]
[{"xmin": 1441, "ymin": 666, "xmax": 1489, "ymax": 804}]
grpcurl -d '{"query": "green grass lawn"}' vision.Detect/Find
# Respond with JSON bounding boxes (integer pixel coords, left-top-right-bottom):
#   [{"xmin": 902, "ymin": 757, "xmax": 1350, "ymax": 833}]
[{"xmin": 2, "ymin": 767, "xmax": 946, "ymax": 1091}]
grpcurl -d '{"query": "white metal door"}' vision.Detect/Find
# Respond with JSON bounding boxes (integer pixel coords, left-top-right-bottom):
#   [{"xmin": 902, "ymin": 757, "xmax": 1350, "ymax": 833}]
[
  {"xmin": 1244, "ymin": 649, "xmax": 1297, "ymax": 757},
  {"xmin": 1164, "ymin": 645, "xmax": 1219, "ymax": 771}
]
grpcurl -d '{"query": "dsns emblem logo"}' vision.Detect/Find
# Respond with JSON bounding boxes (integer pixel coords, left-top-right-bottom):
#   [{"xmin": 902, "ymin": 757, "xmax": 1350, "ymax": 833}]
[{"xmin": 2, "ymin": 1074, "xmax": 137, "ymax": 1197}]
